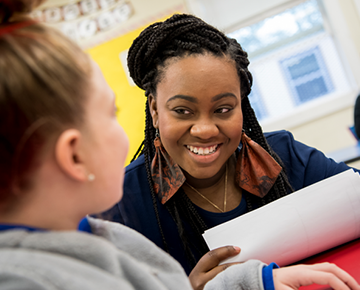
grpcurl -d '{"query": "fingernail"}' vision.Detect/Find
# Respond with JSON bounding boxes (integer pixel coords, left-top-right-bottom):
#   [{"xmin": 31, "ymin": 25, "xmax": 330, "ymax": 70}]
[{"xmin": 233, "ymin": 246, "xmax": 240, "ymax": 252}]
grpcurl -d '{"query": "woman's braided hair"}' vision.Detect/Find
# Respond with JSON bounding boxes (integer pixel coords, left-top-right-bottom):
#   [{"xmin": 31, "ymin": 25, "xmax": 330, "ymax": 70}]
[{"xmin": 127, "ymin": 13, "xmax": 293, "ymax": 269}]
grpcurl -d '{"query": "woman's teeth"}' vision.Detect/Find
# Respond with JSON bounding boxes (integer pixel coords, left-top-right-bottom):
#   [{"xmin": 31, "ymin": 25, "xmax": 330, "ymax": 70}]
[{"xmin": 187, "ymin": 145, "xmax": 218, "ymax": 155}]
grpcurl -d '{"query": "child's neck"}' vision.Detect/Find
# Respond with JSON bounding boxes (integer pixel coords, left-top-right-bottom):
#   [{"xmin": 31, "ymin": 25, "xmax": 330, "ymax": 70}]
[{"xmin": 0, "ymin": 191, "xmax": 81, "ymax": 231}]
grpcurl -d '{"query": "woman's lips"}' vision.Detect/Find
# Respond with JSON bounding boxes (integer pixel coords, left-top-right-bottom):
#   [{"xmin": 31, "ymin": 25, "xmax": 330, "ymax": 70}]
[
  {"xmin": 185, "ymin": 144, "xmax": 222, "ymax": 164},
  {"xmin": 186, "ymin": 144, "xmax": 218, "ymax": 155}
]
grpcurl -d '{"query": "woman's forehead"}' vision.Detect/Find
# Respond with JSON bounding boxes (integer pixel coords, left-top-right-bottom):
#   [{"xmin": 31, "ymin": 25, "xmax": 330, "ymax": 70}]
[{"xmin": 156, "ymin": 54, "xmax": 240, "ymax": 95}]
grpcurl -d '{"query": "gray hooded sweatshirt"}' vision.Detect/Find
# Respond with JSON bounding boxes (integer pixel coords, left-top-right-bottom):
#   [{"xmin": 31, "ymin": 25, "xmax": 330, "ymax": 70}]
[{"xmin": 0, "ymin": 217, "xmax": 265, "ymax": 290}]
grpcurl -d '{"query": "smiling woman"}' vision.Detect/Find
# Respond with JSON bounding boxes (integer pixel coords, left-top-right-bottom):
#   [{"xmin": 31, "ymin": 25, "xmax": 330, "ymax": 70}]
[
  {"xmin": 98, "ymin": 13, "xmax": 360, "ymax": 290},
  {"xmin": 149, "ymin": 54, "xmax": 244, "ymax": 214},
  {"xmin": 150, "ymin": 54, "xmax": 243, "ymax": 181}
]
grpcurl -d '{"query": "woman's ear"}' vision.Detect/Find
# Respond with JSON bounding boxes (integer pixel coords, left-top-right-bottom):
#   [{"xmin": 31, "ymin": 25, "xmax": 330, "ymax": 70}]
[
  {"xmin": 55, "ymin": 129, "xmax": 88, "ymax": 182},
  {"xmin": 148, "ymin": 94, "xmax": 159, "ymax": 128}
]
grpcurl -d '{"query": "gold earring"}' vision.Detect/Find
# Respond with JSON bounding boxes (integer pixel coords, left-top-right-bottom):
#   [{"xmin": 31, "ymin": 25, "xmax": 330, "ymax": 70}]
[{"xmin": 88, "ymin": 173, "xmax": 95, "ymax": 182}]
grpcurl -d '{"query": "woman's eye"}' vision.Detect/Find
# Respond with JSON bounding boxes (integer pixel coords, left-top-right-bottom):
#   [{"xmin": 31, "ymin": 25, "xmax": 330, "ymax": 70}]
[
  {"xmin": 174, "ymin": 108, "xmax": 191, "ymax": 115},
  {"xmin": 215, "ymin": 107, "xmax": 231, "ymax": 114}
]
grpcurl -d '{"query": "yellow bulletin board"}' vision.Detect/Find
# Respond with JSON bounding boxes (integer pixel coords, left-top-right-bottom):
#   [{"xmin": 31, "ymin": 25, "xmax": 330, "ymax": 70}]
[{"xmin": 86, "ymin": 15, "xmax": 172, "ymax": 165}]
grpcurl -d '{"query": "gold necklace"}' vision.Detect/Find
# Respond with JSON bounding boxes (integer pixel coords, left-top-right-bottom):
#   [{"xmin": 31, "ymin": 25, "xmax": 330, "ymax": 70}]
[{"xmin": 186, "ymin": 163, "xmax": 228, "ymax": 213}]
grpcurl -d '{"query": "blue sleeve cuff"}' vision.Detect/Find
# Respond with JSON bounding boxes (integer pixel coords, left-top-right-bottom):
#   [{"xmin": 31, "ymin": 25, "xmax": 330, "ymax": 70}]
[{"xmin": 262, "ymin": 262, "xmax": 280, "ymax": 290}]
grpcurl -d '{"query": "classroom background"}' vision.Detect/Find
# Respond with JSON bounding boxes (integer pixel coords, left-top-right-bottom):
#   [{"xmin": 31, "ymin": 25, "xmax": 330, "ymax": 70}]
[{"xmin": 34, "ymin": 0, "xmax": 360, "ymax": 167}]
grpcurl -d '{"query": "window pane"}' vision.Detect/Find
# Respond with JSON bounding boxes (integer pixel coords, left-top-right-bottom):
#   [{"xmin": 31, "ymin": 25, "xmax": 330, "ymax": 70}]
[
  {"xmin": 288, "ymin": 54, "xmax": 320, "ymax": 80},
  {"xmin": 228, "ymin": 0, "xmax": 324, "ymax": 57},
  {"xmin": 280, "ymin": 46, "xmax": 334, "ymax": 105}
]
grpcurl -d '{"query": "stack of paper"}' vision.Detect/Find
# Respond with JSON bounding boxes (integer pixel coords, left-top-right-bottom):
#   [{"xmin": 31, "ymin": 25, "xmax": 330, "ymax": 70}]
[{"xmin": 203, "ymin": 169, "xmax": 360, "ymax": 266}]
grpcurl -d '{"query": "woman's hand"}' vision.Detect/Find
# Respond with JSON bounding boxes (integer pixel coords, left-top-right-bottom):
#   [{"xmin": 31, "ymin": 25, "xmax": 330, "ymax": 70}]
[
  {"xmin": 189, "ymin": 246, "xmax": 241, "ymax": 290},
  {"xmin": 273, "ymin": 263, "xmax": 360, "ymax": 290}
]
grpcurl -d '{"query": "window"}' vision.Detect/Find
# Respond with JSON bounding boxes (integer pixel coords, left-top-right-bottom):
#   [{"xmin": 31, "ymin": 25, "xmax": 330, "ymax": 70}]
[
  {"xmin": 228, "ymin": 0, "xmax": 324, "ymax": 58},
  {"xmin": 227, "ymin": 0, "xmax": 352, "ymax": 124},
  {"xmin": 280, "ymin": 46, "xmax": 334, "ymax": 105}
]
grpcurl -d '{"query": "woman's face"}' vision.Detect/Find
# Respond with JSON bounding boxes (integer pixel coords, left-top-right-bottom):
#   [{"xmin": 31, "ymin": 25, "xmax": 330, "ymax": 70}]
[
  {"xmin": 83, "ymin": 61, "xmax": 129, "ymax": 212},
  {"xmin": 150, "ymin": 54, "xmax": 243, "ymax": 181}
]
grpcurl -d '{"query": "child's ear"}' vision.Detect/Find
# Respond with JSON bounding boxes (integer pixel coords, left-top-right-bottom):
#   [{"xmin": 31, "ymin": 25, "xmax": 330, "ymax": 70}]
[
  {"xmin": 55, "ymin": 129, "xmax": 88, "ymax": 182},
  {"xmin": 148, "ymin": 94, "xmax": 159, "ymax": 128}
]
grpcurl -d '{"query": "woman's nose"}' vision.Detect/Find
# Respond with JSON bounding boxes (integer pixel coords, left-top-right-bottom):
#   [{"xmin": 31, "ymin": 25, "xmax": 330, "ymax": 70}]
[{"xmin": 190, "ymin": 119, "xmax": 219, "ymax": 139}]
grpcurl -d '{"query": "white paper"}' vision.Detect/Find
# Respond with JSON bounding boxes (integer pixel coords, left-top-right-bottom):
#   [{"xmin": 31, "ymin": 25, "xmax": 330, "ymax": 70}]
[{"xmin": 203, "ymin": 169, "xmax": 360, "ymax": 266}]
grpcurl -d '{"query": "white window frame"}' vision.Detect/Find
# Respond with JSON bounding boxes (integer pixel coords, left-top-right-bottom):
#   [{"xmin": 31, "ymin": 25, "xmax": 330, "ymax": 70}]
[{"xmin": 261, "ymin": 0, "xmax": 360, "ymax": 131}]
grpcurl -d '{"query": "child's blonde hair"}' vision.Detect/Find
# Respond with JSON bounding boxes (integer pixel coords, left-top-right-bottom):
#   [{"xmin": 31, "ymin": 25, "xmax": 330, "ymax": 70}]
[{"xmin": 0, "ymin": 0, "xmax": 91, "ymax": 204}]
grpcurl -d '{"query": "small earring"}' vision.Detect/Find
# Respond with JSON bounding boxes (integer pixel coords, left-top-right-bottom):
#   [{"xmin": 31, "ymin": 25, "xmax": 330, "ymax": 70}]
[
  {"xmin": 155, "ymin": 128, "xmax": 159, "ymax": 138},
  {"xmin": 88, "ymin": 173, "xmax": 95, "ymax": 182}
]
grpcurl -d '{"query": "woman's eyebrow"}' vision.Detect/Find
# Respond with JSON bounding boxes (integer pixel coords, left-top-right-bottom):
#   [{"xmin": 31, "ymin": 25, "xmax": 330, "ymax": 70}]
[
  {"xmin": 166, "ymin": 93, "xmax": 237, "ymax": 104},
  {"xmin": 211, "ymin": 93, "xmax": 237, "ymax": 102},
  {"xmin": 166, "ymin": 95, "xmax": 198, "ymax": 103}
]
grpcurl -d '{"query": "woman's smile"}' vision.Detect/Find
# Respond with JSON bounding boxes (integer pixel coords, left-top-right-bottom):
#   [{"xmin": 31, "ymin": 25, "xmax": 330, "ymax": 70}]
[
  {"xmin": 185, "ymin": 143, "xmax": 222, "ymax": 164},
  {"xmin": 186, "ymin": 144, "xmax": 218, "ymax": 155}
]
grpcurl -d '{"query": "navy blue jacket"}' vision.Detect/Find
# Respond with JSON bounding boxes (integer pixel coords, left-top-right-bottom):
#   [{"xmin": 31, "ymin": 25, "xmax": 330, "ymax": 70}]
[{"xmin": 100, "ymin": 130, "xmax": 355, "ymax": 274}]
